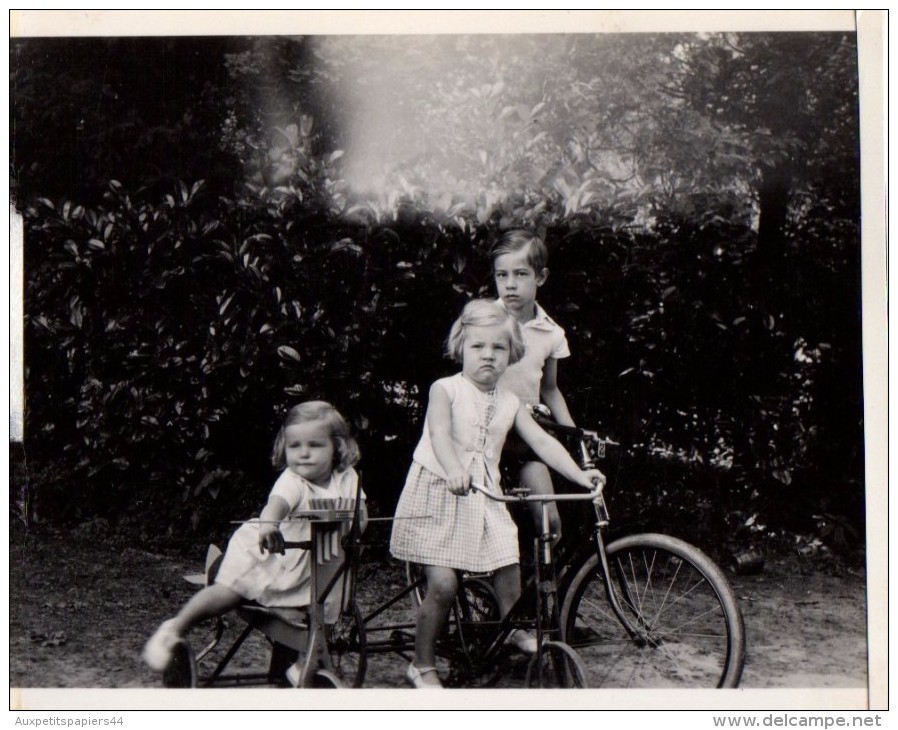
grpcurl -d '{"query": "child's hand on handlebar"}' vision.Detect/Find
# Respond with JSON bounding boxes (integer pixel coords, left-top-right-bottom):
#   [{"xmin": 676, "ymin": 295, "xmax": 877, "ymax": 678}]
[
  {"xmin": 578, "ymin": 469, "xmax": 606, "ymax": 492},
  {"xmin": 258, "ymin": 524, "xmax": 286, "ymax": 555},
  {"xmin": 446, "ymin": 469, "xmax": 472, "ymax": 496}
]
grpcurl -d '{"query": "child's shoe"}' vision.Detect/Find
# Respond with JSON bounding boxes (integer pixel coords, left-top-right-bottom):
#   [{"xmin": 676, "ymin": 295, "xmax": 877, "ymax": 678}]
[
  {"xmin": 405, "ymin": 662, "xmax": 443, "ymax": 688},
  {"xmin": 506, "ymin": 629, "xmax": 538, "ymax": 655},
  {"xmin": 285, "ymin": 662, "xmax": 303, "ymax": 688},
  {"xmin": 142, "ymin": 619, "xmax": 182, "ymax": 672}
]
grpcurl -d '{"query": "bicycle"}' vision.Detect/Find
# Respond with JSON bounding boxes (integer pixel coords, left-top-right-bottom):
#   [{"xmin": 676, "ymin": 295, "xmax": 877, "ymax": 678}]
[{"xmin": 341, "ymin": 481, "xmax": 603, "ymax": 688}]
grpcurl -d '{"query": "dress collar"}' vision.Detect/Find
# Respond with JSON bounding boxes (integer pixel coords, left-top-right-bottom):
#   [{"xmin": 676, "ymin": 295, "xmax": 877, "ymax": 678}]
[
  {"xmin": 496, "ymin": 299, "xmax": 556, "ymax": 331},
  {"xmin": 459, "ymin": 372, "xmax": 498, "ymax": 398},
  {"xmin": 288, "ymin": 469, "xmax": 338, "ymax": 491}
]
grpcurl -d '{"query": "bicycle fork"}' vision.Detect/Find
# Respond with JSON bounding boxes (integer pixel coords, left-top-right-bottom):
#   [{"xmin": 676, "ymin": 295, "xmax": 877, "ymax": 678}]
[{"xmin": 590, "ymin": 500, "xmax": 661, "ymax": 648}]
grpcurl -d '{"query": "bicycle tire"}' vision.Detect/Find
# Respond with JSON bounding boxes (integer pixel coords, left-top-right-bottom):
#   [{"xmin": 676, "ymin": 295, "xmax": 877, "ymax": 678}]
[
  {"xmin": 328, "ymin": 599, "xmax": 367, "ymax": 688},
  {"xmin": 560, "ymin": 533, "xmax": 745, "ymax": 688},
  {"xmin": 451, "ymin": 576, "xmax": 501, "ymax": 675},
  {"xmin": 406, "ymin": 561, "xmax": 427, "ymax": 609},
  {"xmin": 524, "ymin": 640, "xmax": 588, "ymax": 688},
  {"xmin": 458, "ymin": 577, "xmax": 501, "ymax": 622}
]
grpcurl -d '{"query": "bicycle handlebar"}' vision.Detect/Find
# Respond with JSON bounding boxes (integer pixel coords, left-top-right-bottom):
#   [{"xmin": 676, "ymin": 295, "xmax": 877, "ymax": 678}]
[
  {"xmin": 469, "ymin": 482, "xmax": 604, "ymax": 503},
  {"xmin": 528, "ymin": 410, "xmax": 618, "ymax": 446}
]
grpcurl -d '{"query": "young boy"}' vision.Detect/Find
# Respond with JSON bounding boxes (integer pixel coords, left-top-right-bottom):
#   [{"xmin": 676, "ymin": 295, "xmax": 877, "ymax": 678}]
[{"xmin": 491, "ymin": 230, "xmax": 575, "ymax": 544}]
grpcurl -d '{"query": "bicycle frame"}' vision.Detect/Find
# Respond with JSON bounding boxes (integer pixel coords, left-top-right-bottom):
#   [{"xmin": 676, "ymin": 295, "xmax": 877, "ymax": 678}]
[
  {"xmin": 523, "ymin": 414, "xmax": 655, "ymax": 646},
  {"xmin": 331, "ymin": 419, "xmax": 743, "ymax": 688},
  {"xmin": 463, "ymin": 483, "xmax": 601, "ymax": 683},
  {"xmin": 326, "ymin": 480, "xmax": 600, "ymax": 687}
]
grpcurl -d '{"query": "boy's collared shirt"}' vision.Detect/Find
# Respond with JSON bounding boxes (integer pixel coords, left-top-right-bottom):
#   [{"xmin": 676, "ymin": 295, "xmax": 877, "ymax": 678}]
[{"xmin": 497, "ymin": 299, "xmax": 570, "ymax": 406}]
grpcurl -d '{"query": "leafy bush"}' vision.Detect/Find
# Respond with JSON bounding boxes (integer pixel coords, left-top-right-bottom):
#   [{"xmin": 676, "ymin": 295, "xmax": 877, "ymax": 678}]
[{"xmin": 20, "ymin": 159, "xmax": 864, "ymax": 553}]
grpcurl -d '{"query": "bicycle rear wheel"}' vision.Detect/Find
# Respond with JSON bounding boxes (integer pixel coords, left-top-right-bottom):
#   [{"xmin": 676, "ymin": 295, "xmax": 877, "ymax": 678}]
[
  {"xmin": 561, "ymin": 533, "xmax": 745, "ymax": 688},
  {"xmin": 406, "ymin": 562, "xmax": 498, "ymax": 618}
]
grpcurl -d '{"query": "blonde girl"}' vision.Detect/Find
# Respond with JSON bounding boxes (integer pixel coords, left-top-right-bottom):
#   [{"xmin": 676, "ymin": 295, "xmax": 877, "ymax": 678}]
[
  {"xmin": 389, "ymin": 300, "xmax": 603, "ymax": 688},
  {"xmin": 142, "ymin": 401, "xmax": 366, "ymax": 684}
]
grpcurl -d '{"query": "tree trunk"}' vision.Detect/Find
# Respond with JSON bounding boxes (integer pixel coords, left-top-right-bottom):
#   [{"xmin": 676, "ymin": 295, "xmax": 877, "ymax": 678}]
[{"xmin": 756, "ymin": 164, "xmax": 792, "ymax": 263}]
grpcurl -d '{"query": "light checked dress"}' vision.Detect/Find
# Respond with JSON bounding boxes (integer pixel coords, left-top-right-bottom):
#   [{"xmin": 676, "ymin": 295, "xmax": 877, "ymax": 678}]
[{"xmin": 390, "ymin": 373, "xmax": 521, "ymax": 572}]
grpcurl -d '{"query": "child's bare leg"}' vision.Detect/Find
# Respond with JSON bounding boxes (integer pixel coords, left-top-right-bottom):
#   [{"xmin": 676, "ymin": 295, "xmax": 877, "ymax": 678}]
[
  {"xmin": 168, "ymin": 583, "xmax": 244, "ymax": 635},
  {"xmin": 144, "ymin": 583, "xmax": 244, "ymax": 671},
  {"xmin": 491, "ymin": 563, "xmax": 522, "ymax": 617},
  {"xmin": 415, "ymin": 566, "xmax": 458, "ymax": 668},
  {"xmin": 519, "ymin": 461, "xmax": 562, "ymax": 544},
  {"xmin": 493, "ymin": 563, "xmax": 537, "ymax": 653}
]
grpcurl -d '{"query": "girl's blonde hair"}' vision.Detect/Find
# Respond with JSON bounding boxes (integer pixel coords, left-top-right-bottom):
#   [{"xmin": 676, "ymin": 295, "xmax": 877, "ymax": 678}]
[
  {"xmin": 445, "ymin": 299, "xmax": 525, "ymax": 365},
  {"xmin": 271, "ymin": 401, "xmax": 361, "ymax": 472}
]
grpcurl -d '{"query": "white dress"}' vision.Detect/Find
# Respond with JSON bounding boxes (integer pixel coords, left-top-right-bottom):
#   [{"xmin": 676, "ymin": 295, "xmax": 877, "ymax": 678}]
[{"xmin": 214, "ymin": 467, "xmax": 363, "ymax": 623}]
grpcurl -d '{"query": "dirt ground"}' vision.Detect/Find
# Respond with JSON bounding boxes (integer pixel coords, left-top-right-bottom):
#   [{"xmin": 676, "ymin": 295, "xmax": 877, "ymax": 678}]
[{"xmin": 9, "ymin": 520, "xmax": 869, "ymax": 693}]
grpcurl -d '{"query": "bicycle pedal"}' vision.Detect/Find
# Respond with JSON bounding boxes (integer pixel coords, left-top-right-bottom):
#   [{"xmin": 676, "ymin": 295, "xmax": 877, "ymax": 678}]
[
  {"xmin": 507, "ymin": 656, "xmax": 529, "ymax": 679},
  {"xmin": 390, "ymin": 629, "xmax": 413, "ymax": 646}
]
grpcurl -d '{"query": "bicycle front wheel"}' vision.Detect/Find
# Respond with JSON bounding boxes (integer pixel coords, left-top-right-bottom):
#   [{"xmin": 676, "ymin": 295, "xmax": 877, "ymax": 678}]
[
  {"xmin": 561, "ymin": 533, "xmax": 745, "ymax": 688},
  {"xmin": 525, "ymin": 640, "xmax": 588, "ymax": 688}
]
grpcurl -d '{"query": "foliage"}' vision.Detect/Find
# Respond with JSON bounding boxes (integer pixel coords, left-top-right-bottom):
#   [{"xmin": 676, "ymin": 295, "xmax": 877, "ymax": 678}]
[
  {"xmin": 10, "ymin": 37, "xmax": 249, "ymax": 207},
  {"xmin": 13, "ymin": 32, "xmax": 864, "ymax": 552}
]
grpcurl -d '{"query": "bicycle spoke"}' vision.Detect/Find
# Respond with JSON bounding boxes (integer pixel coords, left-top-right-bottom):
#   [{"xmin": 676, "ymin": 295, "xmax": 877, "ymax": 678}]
[
  {"xmin": 577, "ymin": 592, "xmax": 620, "ymax": 625},
  {"xmin": 654, "ymin": 604, "xmax": 727, "ymax": 638},
  {"xmin": 647, "ymin": 550, "xmax": 682, "ymax": 628},
  {"xmin": 641, "ymin": 574, "xmax": 726, "ymax": 637},
  {"xmin": 650, "ymin": 573, "xmax": 718, "ymax": 624},
  {"xmin": 639, "ymin": 549, "xmax": 661, "ymax": 615},
  {"xmin": 662, "ymin": 630, "xmax": 729, "ymax": 640},
  {"xmin": 623, "ymin": 553, "xmax": 646, "ymax": 618}
]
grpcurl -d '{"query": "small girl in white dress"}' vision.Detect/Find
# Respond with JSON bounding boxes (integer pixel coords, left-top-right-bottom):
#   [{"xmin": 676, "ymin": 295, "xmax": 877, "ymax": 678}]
[
  {"xmin": 390, "ymin": 299, "xmax": 604, "ymax": 688},
  {"xmin": 142, "ymin": 401, "xmax": 366, "ymax": 679}
]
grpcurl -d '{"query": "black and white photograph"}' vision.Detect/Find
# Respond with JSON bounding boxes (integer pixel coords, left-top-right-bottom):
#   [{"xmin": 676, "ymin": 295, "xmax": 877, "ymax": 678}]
[{"xmin": 8, "ymin": 10, "xmax": 886, "ymax": 712}]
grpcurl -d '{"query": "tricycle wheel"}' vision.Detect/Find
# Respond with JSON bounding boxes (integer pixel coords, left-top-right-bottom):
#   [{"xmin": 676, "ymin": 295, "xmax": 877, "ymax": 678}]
[
  {"xmin": 328, "ymin": 599, "xmax": 367, "ymax": 687},
  {"xmin": 161, "ymin": 640, "xmax": 197, "ymax": 688}
]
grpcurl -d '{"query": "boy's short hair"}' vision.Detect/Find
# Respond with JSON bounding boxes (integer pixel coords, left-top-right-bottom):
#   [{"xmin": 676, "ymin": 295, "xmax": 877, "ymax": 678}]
[
  {"xmin": 489, "ymin": 230, "xmax": 549, "ymax": 272},
  {"xmin": 445, "ymin": 299, "xmax": 525, "ymax": 365}
]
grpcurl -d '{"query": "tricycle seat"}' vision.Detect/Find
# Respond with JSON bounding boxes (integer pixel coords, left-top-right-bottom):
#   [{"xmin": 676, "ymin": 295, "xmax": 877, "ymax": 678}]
[{"xmin": 182, "ymin": 544, "xmax": 311, "ymax": 651}]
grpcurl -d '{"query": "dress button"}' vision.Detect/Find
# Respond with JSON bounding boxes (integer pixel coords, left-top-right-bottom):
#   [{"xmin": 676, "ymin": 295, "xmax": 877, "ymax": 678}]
[
  {"xmin": 485, "ymin": 449, "xmax": 494, "ymax": 459},
  {"xmin": 466, "ymin": 445, "xmax": 474, "ymax": 452}
]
